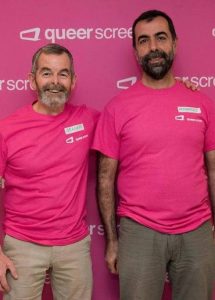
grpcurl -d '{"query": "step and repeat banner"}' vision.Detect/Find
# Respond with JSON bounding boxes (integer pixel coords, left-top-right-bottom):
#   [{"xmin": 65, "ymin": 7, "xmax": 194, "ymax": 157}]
[{"xmin": 1, "ymin": 1, "xmax": 215, "ymax": 299}]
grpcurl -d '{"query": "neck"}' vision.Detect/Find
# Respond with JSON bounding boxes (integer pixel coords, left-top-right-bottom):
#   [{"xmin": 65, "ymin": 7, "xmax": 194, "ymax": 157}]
[
  {"xmin": 141, "ymin": 72, "xmax": 176, "ymax": 89},
  {"xmin": 33, "ymin": 100, "xmax": 65, "ymax": 116}
]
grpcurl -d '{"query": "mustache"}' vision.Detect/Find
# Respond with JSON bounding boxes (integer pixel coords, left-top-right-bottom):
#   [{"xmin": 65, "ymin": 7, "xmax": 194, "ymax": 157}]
[
  {"xmin": 42, "ymin": 84, "xmax": 67, "ymax": 93},
  {"xmin": 144, "ymin": 50, "xmax": 168, "ymax": 62}
]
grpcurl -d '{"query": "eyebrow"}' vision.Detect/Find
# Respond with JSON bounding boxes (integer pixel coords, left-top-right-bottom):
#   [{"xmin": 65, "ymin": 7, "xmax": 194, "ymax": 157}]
[
  {"xmin": 38, "ymin": 67, "xmax": 71, "ymax": 74},
  {"xmin": 155, "ymin": 31, "xmax": 168, "ymax": 37},
  {"xmin": 38, "ymin": 67, "xmax": 51, "ymax": 73},
  {"xmin": 59, "ymin": 68, "xmax": 71, "ymax": 74},
  {"xmin": 137, "ymin": 31, "xmax": 168, "ymax": 42}
]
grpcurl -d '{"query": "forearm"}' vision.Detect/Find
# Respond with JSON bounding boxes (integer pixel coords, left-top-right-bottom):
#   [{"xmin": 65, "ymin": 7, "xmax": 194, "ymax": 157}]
[
  {"xmin": 98, "ymin": 178, "xmax": 117, "ymax": 242},
  {"xmin": 205, "ymin": 151, "xmax": 215, "ymax": 223},
  {"xmin": 97, "ymin": 154, "xmax": 118, "ymax": 243},
  {"xmin": 207, "ymin": 171, "xmax": 215, "ymax": 222}
]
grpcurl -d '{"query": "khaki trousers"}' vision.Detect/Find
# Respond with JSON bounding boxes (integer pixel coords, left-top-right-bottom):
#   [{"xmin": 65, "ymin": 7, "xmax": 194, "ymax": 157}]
[{"xmin": 3, "ymin": 235, "xmax": 92, "ymax": 300}]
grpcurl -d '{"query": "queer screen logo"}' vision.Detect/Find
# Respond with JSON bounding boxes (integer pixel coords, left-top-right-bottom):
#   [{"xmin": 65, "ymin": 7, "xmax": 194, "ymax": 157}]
[{"xmin": 20, "ymin": 27, "xmax": 132, "ymax": 43}]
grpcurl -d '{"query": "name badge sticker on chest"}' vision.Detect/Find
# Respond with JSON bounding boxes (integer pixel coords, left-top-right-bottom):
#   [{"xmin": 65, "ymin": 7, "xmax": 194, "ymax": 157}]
[
  {"xmin": 64, "ymin": 124, "xmax": 85, "ymax": 135},
  {"xmin": 177, "ymin": 107, "xmax": 201, "ymax": 114}
]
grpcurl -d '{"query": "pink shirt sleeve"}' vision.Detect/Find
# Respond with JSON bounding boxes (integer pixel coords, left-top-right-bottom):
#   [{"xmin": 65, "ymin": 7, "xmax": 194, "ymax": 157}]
[
  {"xmin": 0, "ymin": 134, "xmax": 7, "ymax": 176},
  {"xmin": 93, "ymin": 107, "xmax": 120, "ymax": 159}
]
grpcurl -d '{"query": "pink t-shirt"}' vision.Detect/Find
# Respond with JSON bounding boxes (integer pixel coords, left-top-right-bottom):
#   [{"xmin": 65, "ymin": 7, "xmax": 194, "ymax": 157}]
[
  {"xmin": 92, "ymin": 81, "xmax": 215, "ymax": 234},
  {"xmin": 0, "ymin": 103, "xmax": 98, "ymax": 245}
]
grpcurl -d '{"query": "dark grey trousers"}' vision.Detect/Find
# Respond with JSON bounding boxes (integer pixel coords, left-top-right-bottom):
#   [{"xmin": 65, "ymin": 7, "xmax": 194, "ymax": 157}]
[{"xmin": 118, "ymin": 218, "xmax": 215, "ymax": 300}]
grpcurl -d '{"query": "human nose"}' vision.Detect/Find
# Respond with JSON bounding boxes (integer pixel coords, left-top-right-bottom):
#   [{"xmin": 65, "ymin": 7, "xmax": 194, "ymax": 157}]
[
  {"xmin": 51, "ymin": 74, "xmax": 59, "ymax": 85},
  {"xmin": 149, "ymin": 38, "xmax": 158, "ymax": 51}
]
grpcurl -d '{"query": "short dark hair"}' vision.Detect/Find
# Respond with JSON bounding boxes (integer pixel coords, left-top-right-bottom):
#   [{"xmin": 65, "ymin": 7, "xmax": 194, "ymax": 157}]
[
  {"xmin": 132, "ymin": 10, "xmax": 177, "ymax": 48},
  {"xmin": 31, "ymin": 43, "xmax": 74, "ymax": 76}
]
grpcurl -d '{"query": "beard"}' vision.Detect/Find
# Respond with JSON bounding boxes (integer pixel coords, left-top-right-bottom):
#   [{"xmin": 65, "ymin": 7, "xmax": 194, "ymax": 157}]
[
  {"xmin": 138, "ymin": 49, "xmax": 174, "ymax": 80},
  {"xmin": 37, "ymin": 83, "xmax": 70, "ymax": 109}
]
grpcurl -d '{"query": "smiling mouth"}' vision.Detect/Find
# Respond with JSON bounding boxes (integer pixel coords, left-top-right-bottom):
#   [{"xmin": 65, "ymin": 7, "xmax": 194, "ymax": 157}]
[
  {"xmin": 149, "ymin": 57, "xmax": 163, "ymax": 64},
  {"xmin": 46, "ymin": 89, "xmax": 63, "ymax": 93}
]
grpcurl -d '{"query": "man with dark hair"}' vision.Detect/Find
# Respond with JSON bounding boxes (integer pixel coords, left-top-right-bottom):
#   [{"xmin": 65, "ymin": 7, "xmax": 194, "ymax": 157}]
[
  {"xmin": 132, "ymin": 10, "xmax": 177, "ymax": 47},
  {"xmin": 0, "ymin": 43, "xmax": 97, "ymax": 300},
  {"xmin": 93, "ymin": 10, "xmax": 215, "ymax": 300}
]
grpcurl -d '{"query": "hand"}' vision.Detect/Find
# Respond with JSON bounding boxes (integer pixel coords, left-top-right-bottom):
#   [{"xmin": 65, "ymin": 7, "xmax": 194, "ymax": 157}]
[
  {"xmin": 0, "ymin": 178, "xmax": 5, "ymax": 189},
  {"xmin": 212, "ymin": 225, "xmax": 215, "ymax": 240},
  {"xmin": 176, "ymin": 77, "xmax": 199, "ymax": 91},
  {"xmin": 0, "ymin": 251, "xmax": 18, "ymax": 293},
  {"xmin": 105, "ymin": 240, "xmax": 118, "ymax": 274}
]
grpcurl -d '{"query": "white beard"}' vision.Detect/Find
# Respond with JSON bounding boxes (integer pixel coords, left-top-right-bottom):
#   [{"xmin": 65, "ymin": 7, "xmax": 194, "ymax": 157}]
[{"xmin": 40, "ymin": 91, "xmax": 69, "ymax": 109}]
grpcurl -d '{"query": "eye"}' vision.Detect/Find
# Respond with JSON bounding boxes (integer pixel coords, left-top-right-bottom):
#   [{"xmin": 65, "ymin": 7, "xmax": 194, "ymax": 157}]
[
  {"xmin": 42, "ymin": 71, "xmax": 51, "ymax": 77},
  {"xmin": 139, "ymin": 37, "xmax": 148, "ymax": 44},
  {"xmin": 157, "ymin": 35, "xmax": 167, "ymax": 41},
  {"xmin": 60, "ymin": 72, "xmax": 69, "ymax": 78}
]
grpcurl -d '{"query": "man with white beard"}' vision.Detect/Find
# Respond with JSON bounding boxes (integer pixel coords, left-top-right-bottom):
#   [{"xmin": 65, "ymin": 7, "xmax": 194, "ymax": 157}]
[{"xmin": 0, "ymin": 43, "xmax": 97, "ymax": 300}]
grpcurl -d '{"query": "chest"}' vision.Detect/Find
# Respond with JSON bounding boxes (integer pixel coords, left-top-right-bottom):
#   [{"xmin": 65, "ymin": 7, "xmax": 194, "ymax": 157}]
[
  {"xmin": 119, "ymin": 102, "xmax": 206, "ymax": 153},
  {"xmin": 5, "ymin": 118, "xmax": 93, "ymax": 176}
]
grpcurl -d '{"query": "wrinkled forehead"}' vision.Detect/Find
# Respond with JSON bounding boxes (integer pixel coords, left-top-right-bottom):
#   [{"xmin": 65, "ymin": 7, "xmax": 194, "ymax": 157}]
[
  {"xmin": 34, "ymin": 53, "xmax": 74, "ymax": 76},
  {"xmin": 37, "ymin": 53, "xmax": 71, "ymax": 67}
]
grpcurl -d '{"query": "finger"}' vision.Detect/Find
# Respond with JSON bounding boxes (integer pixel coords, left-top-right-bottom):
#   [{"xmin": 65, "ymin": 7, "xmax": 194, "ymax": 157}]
[
  {"xmin": 0, "ymin": 275, "xmax": 10, "ymax": 293},
  {"xmin": 2, "ymin": 179, "xmax": 5, "ymax": 189},
  {"xmin": 185, "ymin": 82, "xmax": 192, "ymax": 88},
  {"xmin": 108, "ymin": 261, "xmax": 118, "ymax": 274},
  {"xmin": 191, "ymin": 84, "xmax": 196, "ymax": 90},
  {"xmin": 7, "ymin": 262, "xmax": 18, "ymax": 279},
  {"xmin": 0, "ymin": 179, "xmax": 4, "ymax": 189},
  {"xmin": 0, "ymin": 283, "xmax": 4, "ymax": 292},
  {"xmin": 193, "ymin": 85, "xmax": 200, "ymax": 91},
  {"xmin": 115, "ymin": 260, "xmax": 119, "ymax": 274}
]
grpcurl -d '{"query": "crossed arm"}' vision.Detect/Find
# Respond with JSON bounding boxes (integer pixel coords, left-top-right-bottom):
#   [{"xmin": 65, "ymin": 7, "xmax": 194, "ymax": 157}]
[{"xmin": 97, "ymin": 153, "xmax": 119, "ymax": 274}]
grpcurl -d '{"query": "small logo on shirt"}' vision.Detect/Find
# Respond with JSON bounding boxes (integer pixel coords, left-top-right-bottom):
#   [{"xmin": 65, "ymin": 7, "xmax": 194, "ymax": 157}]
[
  {"xmin": 186, "ymin": 118, "xmax": 203, "ymax": 123},
  {"xmin": 175, "ymin": 115, "xmax": 202, "ymax": 123},
  {"xmin": 64, "ymin": 124, "xmax": 84, "ymax": 135},
  {"xmin": 65, "ymin": 134, "xmax": 89, "ymax": 144},
  {"xmin": 75, "ymin": 134, "xmax": 88, "ymax": 141},
  {"xmin": 177, "ymin": 107, "xmax": 201, "ymax": 114},
  {"xmin": 175, "ymin": 115, "xmax": 185, "ymax": 121},
  {"xmin": 66, "ymin": 136, "xmax": 74, "ymax": 144}
]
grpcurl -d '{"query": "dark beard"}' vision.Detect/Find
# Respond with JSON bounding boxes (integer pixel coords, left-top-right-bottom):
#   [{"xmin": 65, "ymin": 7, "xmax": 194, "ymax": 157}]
[{"xmin": 139, "ymin": 49, "xmax": 174, "ymax": 80}]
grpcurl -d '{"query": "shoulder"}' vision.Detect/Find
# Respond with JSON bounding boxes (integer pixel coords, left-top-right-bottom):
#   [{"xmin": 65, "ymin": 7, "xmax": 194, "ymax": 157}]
[
  {"xmin": 105, "ymin": 81, "xmax": 142, "ymax": 112},
  {"xmin": 176, "ymin": 81, "xmax": 212, "ymax": 100},
  {"xmin": 66, "ymin": 104, "xmax": 100, "ymax": 124},
  {"xmin": 0, "ymin": 104, "xmax": 31, "ymax": 130},
  {"xmin": 176, "ymin": 82, "xmax": 215, "ymax": 121}
]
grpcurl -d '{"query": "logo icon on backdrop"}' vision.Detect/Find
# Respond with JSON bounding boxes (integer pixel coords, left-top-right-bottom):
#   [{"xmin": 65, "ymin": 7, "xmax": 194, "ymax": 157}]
[
  {"xmin": 20, "ymin": 27, "xmax": 132, "ymax": 43},
  {"xmin": 117, "ymin": 77, "xmax": 137, "ymax": 90},
  {"xmin": 20, "ymin": 28, "xmax": 41, "ymax": 41}
]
